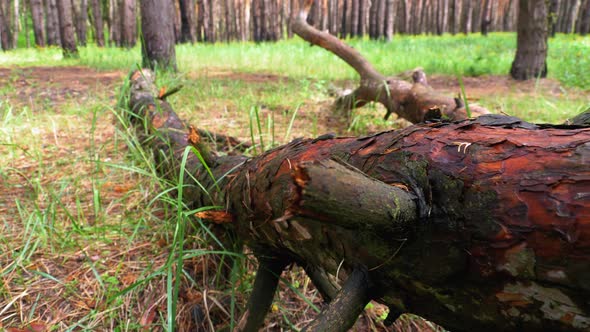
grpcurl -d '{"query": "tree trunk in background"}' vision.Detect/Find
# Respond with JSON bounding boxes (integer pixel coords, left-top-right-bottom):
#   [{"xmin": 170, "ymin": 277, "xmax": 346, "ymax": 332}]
[
  {"xmin": 56, "ymin": 0, "xmax": 78, "ymax": 57},
  {"xmin": 72, "ymin": 0, "xmax": 87, "ymax": 45},
  {"xmin": 385, "ymin": 0, "xmax": 394, "ymax": 40},
  {"xmin": 140, "ymin": 0, "xmax": 177, "ymax": 70},
  {"xmin": 549, "ymin": 0, "xmax": 559, "ymax": 36},
  {"xmin": 357, "ymin": 0, "xmax": 366, "ymax": 35},
  {"xmin": 451, "ymin": 0, "xmax": 461, "ymax": 34},
  {"xmin": 481, "ymin": 0, "xmax": 492, "ymax": 35},
  {"xmin": 348, "ymin": 0, "xmax": 356, "ymax": 36},
  {"xmin": 368, "ymin": 0, "xmax": 377, "ymax": 37},
  {"xmin": 376, "ymin": 0, "xmax": 386, "ymax": 39},
  {"xmin": 342, "ymin": 0, "xmax": 351, "ymax": 38},
  {"xmin": 579, "ymin": 0, "xmax": 590, "ymax": 34},
  {"xmin": 0, "ymin": 1, "xmax": 14, "ymax": 50},
  {"xmin": 44, "ymin": 0, "xmax": 60, "ymax": 45},
  {"xmin": 173, "ymin": 0, "xmax": 181, "ymax": 42},
  {"xmin": 90, "ymin": 0, "xmax": 104, "ymax": 46},
  {"xmin": 30, "ymin": 0, "xmax": 45, "ymax": 46},
  {"xmin": 207, "ymin": 0, "xmax": 215, "ymax": 42},
  {"xmin": 108, "ymin": 0, "xmax": 120, "ymax": 45},
  {"xmin": 0, "ymin": 0, "xmax": 577, "ymax": 47},
  {"xmin": 120, "ymin": 0, "xmax": 136, "ymax": 48},
  {"xmin": 565, "ymin": 0, "xmax": 581, "ymax": 33},
  {"xmin": 251, "ymin": 0, "xmax": 261, "ymax": 41},
  {"xmin": 462, "ymin": 0, "xmax": 471, "ymax": 33},
  {"xmin": 510, "ymin": 0, "xmax": 548, "ymax": 80},
  {"xmin": 0, "ymin": 3, "xmax": 8, "ymax": 50},
  {"xmin": 12, "ymin": 0, "xmax": 19, "ymax": 48},
  {"xmin": 179, "ymin": 0, "xmax": 196, "ymax": 43}
]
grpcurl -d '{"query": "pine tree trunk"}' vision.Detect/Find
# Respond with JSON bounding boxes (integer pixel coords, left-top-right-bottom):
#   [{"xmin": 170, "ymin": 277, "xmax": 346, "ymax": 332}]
[
  {"xmin": 510, "ymin": 0, "xmax": 548, "ymax": 80},
  {"xmin": 72, "ymin": 0, "xmax": 87, "ymax": 45},
  {"xmin": 357, "ymin": 0, "xmax": 366, "ymax": 35},
  {"xmin": 119, "ymin": 0, "xmax": 136, "ymax": 48},
  {"xmin": 140, "ymin": 0, "xmax": 176, "ymax": 70},
  {"xmin": 207, "ymin": 0, "xmax": 215, "ymax": 42},
  {"xmin": 376, "ymin": 0, "xmax": 385, "ymax": 38},
  {"xmin": 108, "ymin": 0, "xmax": 120, "ymax": 45},
  {"xmin": 179, "ymin": 0, "xmax": 197, "ymax": 43},
  {"xmin": 368, "ymin": 0, "xmax": 377, "ymax": 37},
  {"xmin": 463, "ymin": 0, "xmax": 471, "ymax": 34},
  {"xmin": 0, "ymin": 3, "xmax": 7, "ymax": 50},
  {"xmin": 44, "ymin": 0, "xmax": 60, "ymax": 45},
  {"xmin": 30, "ymin": 0, "xmax": 46, "ymax": 46},
  {"xmin": 89, "ymin": 0, "xmax": 103, "ymax": 46},
  {"xmin": 566, "ymin": 0, "xmax": 581, "ymax": 33},
  {"xmin": 0, "ymin": 1, "xmax": 14, "ymax": 50},
  {"xmin": 579, "ymin": 0, "xmax": 590, "ymax": 34},
  {"xmin": 451, "ymin": 0, "xmax": 461, "ymax": 34},
  {"xmin": 12, "ymin": 0, "xmax": 19, "ymax": 48},
  {"xmin": 384, "ymin": 0, "xmax": 394, "ymax": 40},
  {"xmin": 56, "ymin": 0, "xmax": 78, "ymax": 57},
  {"xmin": 481, "ymin": 0, "xmax": 492, "ymax": 35}
]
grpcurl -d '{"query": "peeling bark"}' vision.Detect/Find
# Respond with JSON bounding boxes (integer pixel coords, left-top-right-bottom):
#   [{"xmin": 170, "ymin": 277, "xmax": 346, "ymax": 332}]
[
  {"xmin": 127, "ymin": 69, "xmax": 590, "ymax": 332},
  {"xmin": 291, "ymin": 0, "xmax": 490, "ymax": 123}
]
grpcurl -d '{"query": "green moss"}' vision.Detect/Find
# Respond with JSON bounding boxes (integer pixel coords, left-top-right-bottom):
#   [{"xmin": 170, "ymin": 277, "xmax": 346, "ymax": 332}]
[{"xmin": 463, "ymin": 188, "xmax": 500, "ymax": 239}]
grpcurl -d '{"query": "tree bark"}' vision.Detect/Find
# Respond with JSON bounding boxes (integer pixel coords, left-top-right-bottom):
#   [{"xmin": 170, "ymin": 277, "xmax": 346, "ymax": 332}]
[
  {"xmin": 0, "ymin": 1, "xmax": 10, "ymax": 50},
  {"xmin": 72, "ymin": 0, "xmax": 87, "ymax": 46},
  {"xmin": 510, "ymin": 0, "xmax": 548, "ymax": 80},
  {"xmin": 89, "ymin": 0, "xmax": 104, "ymax": 46},
  {"xmin": 481, "ymin": 0, "xmax": 492, "ymax": 35},
  {"xmin": 56, "ymin": 0, "xmax": 79, "ymax": 57},
  {"xmin": 577, "ymin": 0, "xmax": 590, "ymax": 35},
  {"xmin": 384, "ymin": 0, "xmax": 394, "ymax": 40},
  {"xmin": 44, "ymin": 0, "xmax": 60, "ymax": 45},
  {"xmin": 30, "ymin": 0, "xmax": 46, "ymax": 46},
  {"xmin": 140, "ymin": 0, "xmax": 177, "ymax": 70},
  {"xmin": 291, "ymin": 0, "xmax": 489, "ymax": 123},
  {"xmin": 127, "ymin": 68, "xmax": 590, "ymax": 332},
  {"xmin": 120, "ymin": 0, "xmax": 136, "ymax": 48}
]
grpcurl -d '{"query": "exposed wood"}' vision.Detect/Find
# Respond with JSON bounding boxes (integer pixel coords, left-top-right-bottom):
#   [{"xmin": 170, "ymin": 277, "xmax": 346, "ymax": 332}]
[
  {"xmin": 291, "ymin": 0, "xmax": 489, "ymax": 123},
  {"xmin": 127, "ymin": 69, "xmax": 590, "ymax": 332}
]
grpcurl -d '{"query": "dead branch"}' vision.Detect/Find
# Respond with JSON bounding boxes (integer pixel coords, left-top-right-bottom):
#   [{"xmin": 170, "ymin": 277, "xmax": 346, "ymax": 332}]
[
  {"xmin": 291, "ymin": 0, "xmax": 490, "ymax": 123},
  {"xmin": 127, "ymin": 69, "xmax": 590, "ymax": 332}
]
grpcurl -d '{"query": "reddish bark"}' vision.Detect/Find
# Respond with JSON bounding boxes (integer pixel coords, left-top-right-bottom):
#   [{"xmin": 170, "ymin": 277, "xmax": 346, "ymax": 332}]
[{"xmin": 128, "ymin": 69, "xmax": 590, "ymax": 332}]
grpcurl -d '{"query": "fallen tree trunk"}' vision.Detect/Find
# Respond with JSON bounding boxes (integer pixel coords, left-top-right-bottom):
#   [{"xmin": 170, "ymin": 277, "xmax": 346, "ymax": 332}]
[
  {"xmin": 291, "ymin": 0, "xmax": 490, "ymax": 123},
  {"xmin": 127, "ymin": 69, "xmax": 590, "ymax": 332}
]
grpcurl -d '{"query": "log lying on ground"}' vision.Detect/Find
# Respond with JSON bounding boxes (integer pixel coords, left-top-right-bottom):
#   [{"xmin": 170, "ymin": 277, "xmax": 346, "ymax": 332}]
[
  {"xmin": 127, "ymin": 69, "xmax": 590, "ymax": 332},
  {"xmin": 292, "ymin": 0, "xmax": 490, "ymax": 123}
]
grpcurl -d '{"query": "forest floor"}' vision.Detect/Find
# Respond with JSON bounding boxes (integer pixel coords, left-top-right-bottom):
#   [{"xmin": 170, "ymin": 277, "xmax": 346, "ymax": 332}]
[{"xmin": 1, "ymin": 65, "xmax": 589, "ymax": 331}]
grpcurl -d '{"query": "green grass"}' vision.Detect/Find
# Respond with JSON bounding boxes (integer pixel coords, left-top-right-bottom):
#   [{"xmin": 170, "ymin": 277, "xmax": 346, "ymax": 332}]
[{"xmin": 2, "ymin": 33, "xmax": 589, "ymax": 89}]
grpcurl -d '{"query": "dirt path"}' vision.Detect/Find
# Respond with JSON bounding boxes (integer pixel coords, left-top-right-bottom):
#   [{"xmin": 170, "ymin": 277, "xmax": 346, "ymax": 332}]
[{"xmin": 0, "ymin": 66, "xmax": 125, "ymax": 106}]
